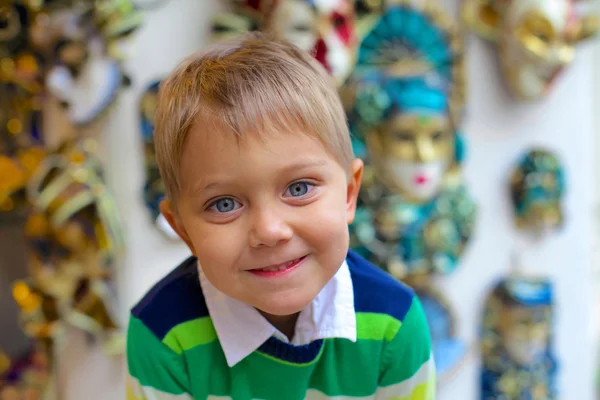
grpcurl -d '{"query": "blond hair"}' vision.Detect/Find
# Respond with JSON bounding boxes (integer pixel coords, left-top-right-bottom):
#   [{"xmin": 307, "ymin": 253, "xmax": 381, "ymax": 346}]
[{"xmin": 154, "ymin": 31, "xmax": 354, "ymax": 203}]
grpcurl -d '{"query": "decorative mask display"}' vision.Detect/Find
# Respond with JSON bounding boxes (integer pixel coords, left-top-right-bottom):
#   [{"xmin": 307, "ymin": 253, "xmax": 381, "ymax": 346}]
[
  {"xmin": 347, "ymin": 4, "xmax": 475, "ymax": 384},
  {"xmin": 462, "ymin": 0, "xmax": 599, "ymax": 101},
  {"xmin": 481, "ymin": 277, "xmax": 557, "ymax": 399},
  {"xmin": 17, "ymin": 141, "xmax": 125, "ymax": 368},
  {"xmin": 139, "ymin": 79, "xmax": 178, "ymax": 240},
  {"xmin": 213, "ymin": 0, "xmax": 357, "ymax": 86},
  {"xmin": 509, "ymin": 148, "xmax": 565, "ymax": 237},
  {"xmin": 0, "ymin": 2, "xmax": 137, "ymax": 395}
]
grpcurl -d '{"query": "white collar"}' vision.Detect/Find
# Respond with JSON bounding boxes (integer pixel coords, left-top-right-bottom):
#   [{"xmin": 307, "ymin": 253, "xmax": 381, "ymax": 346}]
[{"xmin": 198, "ymin": 259, "xmax": 357, "ymax": 367}]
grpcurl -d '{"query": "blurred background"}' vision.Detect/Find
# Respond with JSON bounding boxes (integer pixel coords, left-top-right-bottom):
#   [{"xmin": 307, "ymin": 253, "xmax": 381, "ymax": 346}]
[{"xmin": 1, "ymin": 0, "xmax": 600, "ymax": 399}]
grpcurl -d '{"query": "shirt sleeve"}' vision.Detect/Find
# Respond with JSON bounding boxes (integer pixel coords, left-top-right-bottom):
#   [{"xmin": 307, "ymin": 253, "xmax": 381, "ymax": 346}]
[
  {"xmin": 375, "ymin": 296, "xmax": 436, "ymax": 400},
  {"xmin": 126, "ymin": 314, "xmax": 193, "ymax": 400}
]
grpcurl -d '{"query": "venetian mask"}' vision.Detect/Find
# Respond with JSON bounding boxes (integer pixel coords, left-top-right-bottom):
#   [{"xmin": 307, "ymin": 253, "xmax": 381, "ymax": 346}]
[
  {"xmin": 463, "ymin": 0, "xmax": 599, "ymax": 101},
  {"xmin": 21, "ymin": 142, "xmax": 124, "ymax": 348},
  {"xmin": 265, "ymin": 0, "xmax": 356, "ymax": 84},
  {"xmin": 357, "ymin": 77, "xmax": 460, "ymax": 204},
  {"xmin": 41, "ymin": 2, "xmax": 141, "ymax": 126},
  {"xmin": 214, "ymin": 0, "xmax": 356, "ymax": 85},
  {"xmin": 481, "ymin": 277, "xmax": 556, "ymax": 398},
  {"xmin": 510, "ymin": 148, "xmax": 565, "ymax": 237}
]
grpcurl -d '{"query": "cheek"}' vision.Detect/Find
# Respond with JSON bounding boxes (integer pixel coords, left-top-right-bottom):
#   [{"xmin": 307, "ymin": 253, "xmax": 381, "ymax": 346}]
[
  {"xmin": 183, "ymin": 216, "xmax": 245, "ymax": 274},
  {"xmin": 300, "ymin": 189, "xmax": 350, "ymax": 247}
]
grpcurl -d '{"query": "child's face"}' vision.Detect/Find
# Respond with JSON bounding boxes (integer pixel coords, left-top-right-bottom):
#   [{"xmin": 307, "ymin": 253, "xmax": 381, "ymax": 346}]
[{"xmin": 163, "ymin": 122, "xmax": 363, "ymax": 317}]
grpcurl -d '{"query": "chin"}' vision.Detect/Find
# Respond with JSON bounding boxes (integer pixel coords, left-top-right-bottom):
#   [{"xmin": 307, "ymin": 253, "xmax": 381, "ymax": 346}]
[{"xmin": 254, "ymin": 289, "xmax": 316, "ymax": 317}]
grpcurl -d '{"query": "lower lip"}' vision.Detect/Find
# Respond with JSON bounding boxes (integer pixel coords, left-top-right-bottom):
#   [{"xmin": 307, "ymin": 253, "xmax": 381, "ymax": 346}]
[{"xmin": 248, "ymin": 256, "xmax": 307, "ymax": 278}]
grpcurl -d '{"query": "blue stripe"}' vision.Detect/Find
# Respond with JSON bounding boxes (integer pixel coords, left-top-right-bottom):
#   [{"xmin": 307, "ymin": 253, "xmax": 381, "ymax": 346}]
[
  {"xmin": 131, "ymin": 256, "xmax": 209, "ymax": 340},
  {"xmin": 258, "ymin": 337, "xmax": 324, "ymax": 364},
  {"xmin": 346, "ymin": 250, "xmax": 414, "ymax": 323}
]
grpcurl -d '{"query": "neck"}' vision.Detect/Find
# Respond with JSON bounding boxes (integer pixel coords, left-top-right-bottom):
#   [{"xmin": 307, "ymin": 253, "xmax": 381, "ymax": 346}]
[{"xmin": 258, "ymin": 310, "xmax": 300, "ymax": 341}]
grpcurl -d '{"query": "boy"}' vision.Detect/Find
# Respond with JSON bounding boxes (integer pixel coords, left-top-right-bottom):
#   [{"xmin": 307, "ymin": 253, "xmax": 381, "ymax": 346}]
[{"xmin": 126, "ymin": 32, "xmax": 435, "ymax": 400}]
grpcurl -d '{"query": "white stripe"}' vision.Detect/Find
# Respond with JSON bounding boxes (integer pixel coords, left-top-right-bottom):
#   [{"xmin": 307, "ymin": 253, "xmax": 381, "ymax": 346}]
[
  {"xmin": 130, "ymin": 356, "xmax": 434, "ymax": 400},
  {"xmin": 305, "ymin": 390, "xmax": 375, "ymax": 399},
  {"xmin": 375, "ymin": 356, "xmax": 435, "ymax": 399}
]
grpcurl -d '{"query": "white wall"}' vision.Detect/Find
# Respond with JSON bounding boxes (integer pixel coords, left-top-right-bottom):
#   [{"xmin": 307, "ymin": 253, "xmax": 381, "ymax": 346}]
[{"xmin": 50, "ymin": 0, "xmax": 599, "ymax": 399}]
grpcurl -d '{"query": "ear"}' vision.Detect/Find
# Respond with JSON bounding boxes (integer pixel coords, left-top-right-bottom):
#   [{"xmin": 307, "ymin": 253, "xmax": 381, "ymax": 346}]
[
  {"xmin": 159, "ymin": 199, "xmax": 196, "ymax": 254},
  {"xmin": 461, "ymin": 0, "xmax": 502, "ymax": 41},
  {"xmin": 346, "ymin": 158, "xmax": 364, "ymax": 225}
]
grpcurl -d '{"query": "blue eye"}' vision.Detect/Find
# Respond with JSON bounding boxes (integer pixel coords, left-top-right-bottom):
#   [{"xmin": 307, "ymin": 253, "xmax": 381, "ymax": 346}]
[
  {"xmin": 209, "ymin": 197, "xmax": 240, "ymax": 213},
  {"xmin": 287, "ymin": 182, "xmax": 311, "ymax": 197}
]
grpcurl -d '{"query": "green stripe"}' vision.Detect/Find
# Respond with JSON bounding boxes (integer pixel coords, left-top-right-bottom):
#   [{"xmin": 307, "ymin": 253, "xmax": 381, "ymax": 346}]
[
  {"xmin": 379, "ymin": 297, "xmax": 433, "ymax": 387},
  {"xmin": 127, "ymin": 316, "xmax": 190, "ymax": 394},
  {"xmin": 180, "ymin": 341, "xmax": 229, "ymax": 398},
  {"xmin": 162, "ymin": 317, "xmax": 217, "ymax": 354},
  {"xmin": 309, "ymin": 338, "xmax": 381, "ymax": 396},
  {"xmin": 356, "ymin": 312, "xmax": 402, "ymax": 342}
]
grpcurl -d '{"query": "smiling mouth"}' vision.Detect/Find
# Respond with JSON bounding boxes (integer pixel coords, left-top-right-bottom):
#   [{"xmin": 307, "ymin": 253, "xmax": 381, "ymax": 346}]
[{"xmin": 248, "ymin": 256, "xmax": 307, "ymax": 277}]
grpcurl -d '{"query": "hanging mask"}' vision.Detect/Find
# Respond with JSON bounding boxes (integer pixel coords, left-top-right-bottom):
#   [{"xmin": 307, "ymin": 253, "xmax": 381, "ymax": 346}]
[
  {"xmin": 139, "ymin": 79, "xmax": 179, "ymax": 240},
  {"xmin": 265, "ymin": 0, "xmax": 356, "ymax": 85},
  {"xmin": 348, "ymin": 3, "xmax": 466, "ymax": 204},
  {"xmin": 44, "ymin": 16, "xmax": 121, "ymax": 126},
  {"xmin": 213, "ymin": 0, "xmax": 357, "ymax": 86},
  {"xmin": 509, "ymin": 148, "xmax": 565, "ymax": 237},
  {"xmin": 360, "ymin": 77, "xmax": 463, "ymax": 203},
  {"xmin": 463, "ymin": 0, "xmax": 599, "ymax": 101},
  {"xmin": 44, "ymin": 2, "xmax": 141, "ymax": 126},
  {"xmin": 348, "ymin": 4, "xmax": 475, "ymax": 275},
  {"xmin": 22, "ymin": 141, "xmax": 124, "ymax": 350},
  {"xmin": 481, "ymin": 277, "xmax": 557, "ymax": 399}
]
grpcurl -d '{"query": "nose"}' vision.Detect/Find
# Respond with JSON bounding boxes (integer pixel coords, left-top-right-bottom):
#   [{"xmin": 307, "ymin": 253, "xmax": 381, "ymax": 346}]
[
  {"xmin": 248, "ymin": 206, "xmax": 293, "ymax": 248},
  {"xmin": 414, "ymin": 136, "xmax": 435, "ymax": 163}
]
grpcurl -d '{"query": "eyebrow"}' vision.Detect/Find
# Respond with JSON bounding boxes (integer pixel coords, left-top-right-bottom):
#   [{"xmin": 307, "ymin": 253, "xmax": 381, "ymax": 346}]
[{"xmin": 193, "ymin": 159, "xmax": 330, "ymax": 194}]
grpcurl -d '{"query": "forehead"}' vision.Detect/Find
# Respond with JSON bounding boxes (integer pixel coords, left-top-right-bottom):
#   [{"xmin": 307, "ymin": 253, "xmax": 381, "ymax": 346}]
[
  {"xmin": 507, "ymin": 0, "xmax": 573, "ymax": 32},
  {"xmin": 181, "ymin": 117, "xmax": 338, "ymax": 179}
]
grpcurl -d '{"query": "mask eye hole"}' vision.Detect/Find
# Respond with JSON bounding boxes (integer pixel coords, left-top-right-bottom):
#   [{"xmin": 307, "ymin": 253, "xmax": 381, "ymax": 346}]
[
  {"xmin": 293, "ymin": 23, "xmax": 311, "ymax": 32},
  {"xmin": 333, "ymin": 14, "xmax": 346, "ymax": 29}
]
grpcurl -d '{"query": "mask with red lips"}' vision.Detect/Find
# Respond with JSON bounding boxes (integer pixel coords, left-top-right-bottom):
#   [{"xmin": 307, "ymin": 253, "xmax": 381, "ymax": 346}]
[{"xmin": 246, "ymin": 0, "xmax": 356, "ymax": 85}]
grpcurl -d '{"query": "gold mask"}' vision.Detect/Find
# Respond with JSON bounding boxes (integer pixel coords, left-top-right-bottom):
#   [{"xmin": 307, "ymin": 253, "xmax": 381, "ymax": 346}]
[
  {"xmin": 366, "ymin": 113, "xmax": 455, "ymax": 203},
  {"xmin": 463, "ymin": 0, "xmax": 599, "ymax": 101}
]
